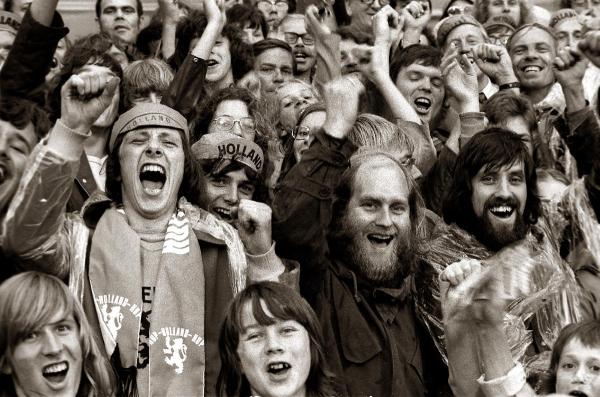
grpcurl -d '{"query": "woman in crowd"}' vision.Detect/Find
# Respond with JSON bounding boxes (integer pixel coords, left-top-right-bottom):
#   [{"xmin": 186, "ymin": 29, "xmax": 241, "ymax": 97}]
[
  {"xmin": 216, "ymin": 281, "xmax": 336, "ymax": 397},
  {"xmin": 473, "ymin": 0, "xmax": 550, "ymax": 27},
  {"xmin": 0, "ymin": 272, "xmax": 115, "ymax": 397}
]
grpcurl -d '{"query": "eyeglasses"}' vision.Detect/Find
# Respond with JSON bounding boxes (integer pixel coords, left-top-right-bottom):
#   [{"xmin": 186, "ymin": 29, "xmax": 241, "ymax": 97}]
[
  {"xmin": 211, "ymin": 116, "xmax": 256, "ymax": 133},
  {"xmin": 292, "ymin": 126, "xmax": 312, "ymax": 140},
  {"xmin": 447, "ymin": 4, "xmax": 473, "ymax": 15},
  {"xmin": 488, "ymin": 33, "xmax": 512, "ymax": 46},
  {"xmin": 358, "ymin": 0, "xmax": 390, "ymax": 5},
  {"xmin": 284, "ymin": 32, "xmax": 315, "ymax": 45},
  {"xmin": 257, "ymin": 0, "xmax": 289, "ymax": 10}
]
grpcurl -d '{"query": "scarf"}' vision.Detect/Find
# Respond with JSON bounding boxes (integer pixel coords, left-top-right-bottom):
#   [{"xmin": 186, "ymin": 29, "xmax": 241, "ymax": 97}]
[{"xmin": 89, "ymin": 207, "xmax": 205, "ymax": 396}]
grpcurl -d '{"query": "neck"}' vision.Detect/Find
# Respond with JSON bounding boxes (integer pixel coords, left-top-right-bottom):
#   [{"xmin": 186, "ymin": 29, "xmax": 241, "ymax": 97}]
[
  {"xmin": 250, "ymin": 385, "xmax": 306, "ymax": 397},
  {"xmin": 522, "ymin": 83, "xmax": 554, "ymax": 105},
  {"xmin": 84, "ymin": 126, "xmax": 110, "ymax": 158},
  {"xmin": 296, "ymin": 69, "xmax": 312, "ymax": 84},
  {"xmin": 124, "ymin": 204, "xmax": 175, "ymax": 235},
  {"xmin": 208, "ymin": 73, "xmax": 234, "ymax": 94}
]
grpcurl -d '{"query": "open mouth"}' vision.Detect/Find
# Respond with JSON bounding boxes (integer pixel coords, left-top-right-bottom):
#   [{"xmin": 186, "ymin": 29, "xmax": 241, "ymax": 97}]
[
  {"xmin": 414, "ymin": 97, "xmax": 432, "ymax": 113},
  {"xmin": 521, "ymin": 65, "xmax": 542, "ymax": 74},
  {"xmin": 213, "ymin": 207, "xmax": 234, "ymax": 222},
  {"xmin": 294, "ymin": 51, "xmax": 307, "ymax": 61},
  {"xmin": 367, "ymin": 233, "xmax": 394, "ymax": 248},
  {"xmin": 42, "ymin": 361, "xmax": 69, "ymax": 384},
  {"xmin": 569, "ymin": 391, "xmax": 589, "ymax": 397},
  {"xmin": 267, "ymin": 362, "xmax": 291, "ymax": 377},
  {"xmin": 207, "ymin": 59, "xmax": 219, "ymax": 67},
  {"xmin": 139, "ymin": 164, "xmax": 166, "ymax": 195},
  {"xmin": 0, "ymin": 163, "xmax": 8, "ymax": 185},
  {"xmin": 488, "ymin": 205, "xmax": 515, "ymax": 219}
]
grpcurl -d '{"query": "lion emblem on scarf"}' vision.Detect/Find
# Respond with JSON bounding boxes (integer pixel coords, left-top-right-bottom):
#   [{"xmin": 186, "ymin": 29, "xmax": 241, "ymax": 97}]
[
  {"xmin": 100, "ymin": 304, "xmax": 124, "ymax": 340},
  {"xmin": 163, "ymin": 336, "xmax": 188, "ymax": 374}
]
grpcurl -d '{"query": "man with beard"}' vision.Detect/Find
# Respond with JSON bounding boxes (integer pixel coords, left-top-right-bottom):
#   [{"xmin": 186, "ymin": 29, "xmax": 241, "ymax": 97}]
[
  {"xmin": 281, "ymin": 14, "xmax": 315, "ymax": 83},
  {"xmin": 273, "ymin": 75, "xmax": 451, "ymax": 396},
  {"xmin": 1, "ymin": 71, "xmax": 292, "ymax": 395}
]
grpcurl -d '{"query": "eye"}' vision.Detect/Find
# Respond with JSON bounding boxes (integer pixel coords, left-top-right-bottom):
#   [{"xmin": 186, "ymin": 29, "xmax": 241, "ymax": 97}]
[
  {"xmin": 409, "ymin": 72, "xmax": 421, "ymax": 81},
  {"xmin": 239, "ymin": 184, "xmax": 255, "ymax": 196},
  {"xmin": 510, "ymin": 175, "xmax": 524, "ymax": 184},
  {"xmin": 163, "ymin": 140, "xmax": 178, "ymax": 148},
  {"xmin": 260, "ymin": 66, "xmax": 274, "ymax": 73},
  {"xmin": 210, "ymin": 177, "xmax": 228, "ymax": 187},
  {"xmin": 562, "ymin": 362, "xmax": 575, "ymax": 369},
  {"xmin": 22, "ymin": 331, "xmax": 38, "ymax": 342},
  {"xmin": 432, "ymin": 78, "xmax": 443, "ymax": 87},
  {"xmin": 56, "ymin": 324, "xmax": 71, "ymax": 334},
  {"xmin": 481, "ymin": 175, "xmax": 496, "ymax": 184},
  {"xmin": 246, "ymin": 331, "xmax": 264, "ymax": 341},
  {"xmin": 361, "ymin": 201, "xmax": 377, "ymax": 210},
  {"xmin": 11, "ymin": 143, "xmax": 28, "ymax": 155},
  {"xmin": 281, "ymin": 326, "xmax": 297, "ymax": 335},
  {"xmin": 391, "ymin": 204, "xmax": 406, "ymax": 214},
  {"xmin": 591, "ymin": 365, "xmax": 600, "ymax": 372}
]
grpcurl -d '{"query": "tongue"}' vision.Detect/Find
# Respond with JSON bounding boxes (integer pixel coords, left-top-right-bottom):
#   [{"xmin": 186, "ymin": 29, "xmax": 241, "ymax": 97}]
[
  {"xmin": 142, "ymin": 180, "xmax": 164, "ymax": 191},
  {"xmin": 44, "ymin": 371, "xmax": 67, "ymax": 384}
]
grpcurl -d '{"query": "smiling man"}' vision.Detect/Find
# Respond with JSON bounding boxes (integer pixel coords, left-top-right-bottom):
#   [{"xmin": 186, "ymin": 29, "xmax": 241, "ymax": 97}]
[
  {"xmin": 2, "ymin": 72, "xmax": 292, "ymax": 396},
  {"xmin": 281, "ymin": 14, "xmax": 315, "ymax": 83},
  {"xmin": 96, "ymin": 0, "xmax": 143, "ymax": 46}
]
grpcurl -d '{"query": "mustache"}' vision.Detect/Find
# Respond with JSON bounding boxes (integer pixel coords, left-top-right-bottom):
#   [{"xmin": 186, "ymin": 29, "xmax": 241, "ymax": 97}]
[{"xmin": 484, "ymin": 195, "xmax": 520, "ymax": 210}]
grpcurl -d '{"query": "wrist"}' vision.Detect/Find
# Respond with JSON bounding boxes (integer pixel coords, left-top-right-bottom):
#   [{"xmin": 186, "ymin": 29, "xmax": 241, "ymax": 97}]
[
  {"xmin": 59, "ymin": 117, "xmax": 91, "ymax": 136},
  {"xmin": 496, "ymin": 73, "xmax": 518, "ymax": 86},
  {"xmin": 323, "ymin": 119, "xmax": 351, "ymax": 140},
  {"xmin": 459, "ymin": 99, "xmax": 479, "ymax": 113}
]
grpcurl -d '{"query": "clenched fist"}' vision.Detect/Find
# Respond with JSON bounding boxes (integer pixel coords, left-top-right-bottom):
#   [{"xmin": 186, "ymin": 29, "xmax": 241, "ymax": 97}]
[{"xmin": 236, "ymin": 199, "xmax": 273, "ymax": 256}]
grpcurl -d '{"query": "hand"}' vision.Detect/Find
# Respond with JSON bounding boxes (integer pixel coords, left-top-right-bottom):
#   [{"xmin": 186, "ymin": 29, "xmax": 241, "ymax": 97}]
[
  {"xmin": 472, "ymin": 43, "xmax": 516, "ymax": 85},
  {"xmin": 553, "ymin": 46, "xmax": 588, "ymax": 90},
  {"xmin": 237, "ymin": 71, "xmax": 262, "ymax": 99},
  {"xmin": 359, "ymin": 43, "xmax": 388, "ymax": 84},
  {"xmin": 306, "ymin": 4, "xmax": 333, "ymax": 42},
  {"xmin": 372, "ymin": 6, "xmax": 403, "ymax": 45},
  {"xmin": 578, "ymin": 31, "xmax": 600, "ymax": 69},
  {"xmin": 60, "ymin": 73, "xmax": 120, "ymax": 134},
  {"xmin": 204, "ymin": 0, "xmax": 226, "ymax": 28},
  {"xmin": 442, "ymin": 45, "xmax": 478, "ymax": 112},
  {"xmin": 402, "ymin": 0, "xmax": 430, "ymax": 33},
  {"xmin": 236, "ymin": 199, "xmax": 273, "ymax": 256},
  {"xmin": 440, "ymin": 258, "xmax": 507, "ymax": 328},
  {"xmin": 322, "ymin": 75, "xmax": 365, "ymax": 139}
]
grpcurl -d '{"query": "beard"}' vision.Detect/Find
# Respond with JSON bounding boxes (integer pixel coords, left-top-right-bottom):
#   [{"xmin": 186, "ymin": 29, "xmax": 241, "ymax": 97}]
[
  {"xmin": 329, "ymin": 213, "xmax": 418, "ymax": 288},
  {"xmin": 471, "ymin": 196, "xmax": 528, "ymax": 252}
]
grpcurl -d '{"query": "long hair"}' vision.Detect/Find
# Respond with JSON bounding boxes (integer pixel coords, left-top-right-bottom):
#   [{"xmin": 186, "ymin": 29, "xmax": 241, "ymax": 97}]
[
  {"xmin": 544, "ymin": 321, "xmax": 600, "ymax": 393},
  {"xmin": 216, "ymin": 282, "xmax": 336, "ymax": 397},
  {"xmin": 0, "ymin": 272, "xmax": 115, "ymax": 397},
  {"xmin": 474, "ymin": 0, "xmax": 531, "ymax": 26},
  {"xmin": 122, "ymin": 58, "xmax": 174, "ymax": 110},
  {"xmin": 105, "ymin": 129, "xmax": 202, "ymax": 206},
  {"xmin": 442, "ymin": 128, "xmax": 541, "ymax": 233}
]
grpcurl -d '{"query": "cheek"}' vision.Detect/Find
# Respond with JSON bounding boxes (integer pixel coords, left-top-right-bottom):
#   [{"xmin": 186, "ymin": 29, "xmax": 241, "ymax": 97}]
[{"xmin": 555, "ymin": 369, "xmax": 573, "ymax": 393}]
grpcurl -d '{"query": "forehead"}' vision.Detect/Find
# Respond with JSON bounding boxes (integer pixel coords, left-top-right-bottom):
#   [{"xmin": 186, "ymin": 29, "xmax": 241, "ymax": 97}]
[
  {"xmin": 214, "ymin": 99, "xmax": 249, "ymax": 116},
  {"xmin": 211, "ymin": 167, "xmax": 252, "ymax": 183},
  {"xmin": 282, "ymin": 17, "xmax": 306, "ymax": 33},
  {"xmin": 475, "ymin": 160, "xmax": 525, "ymax": 176},
  {"xmin": 554, "ymin": 17, "xmax": 582, "ymax": 32},
  {"xmin": 0, "ymin": 118, "xmax": 36, "ymax": 147},
  {"xmin": 256, "ymin": 48, "xmax": 293, "ymax": 66},
  {"xmin": 511, "ymin": 26, "xmax": 555, "ymax": 48},
  {"xmin": 561, "ymin": 338, "xmax": 600, "ymax": 360},
  {"xmin": 126, "ymin": 127, "xmax": 182, "ymax": 140},
  {"xmin": 400, "ymin": 62, "xmax": 442, "ymax": 77},
  {"xmin": 446, "ymin": 24, "xmax": 486, "ymax": 42},
  {"xmin": 100, "ymin": 0, "xmax": 138, "ymax": 10},
  {"xmin": 278, "ymin": 82, "xmax": 311, "ymax": 98},
  {"xmin": 299, "ymin": 111, "xmax": 326, "ymax": 127},
  {"xmin": 240, "ymin": 298, "xmax": 276, "ymax": 328},
  {"xmin": 352, "ymin": 160, "xmax": 410, "ymax": 200}
]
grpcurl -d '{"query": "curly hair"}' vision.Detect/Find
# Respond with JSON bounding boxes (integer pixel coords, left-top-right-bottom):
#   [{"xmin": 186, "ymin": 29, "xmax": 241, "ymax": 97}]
[
  {"xmin": 0, "ymin": 95, "xmax": 50, "ymax": 142},
  {"xmin": 0, "ymin": 272, "xmax": 115, "ymax": 397},
  {"xmin": 217, "ymin": 281, "xmax": 336, "ymax": 397},
  {"xmin": 169, "ymin": 9, "xmax": 254, "ymax": 80}
]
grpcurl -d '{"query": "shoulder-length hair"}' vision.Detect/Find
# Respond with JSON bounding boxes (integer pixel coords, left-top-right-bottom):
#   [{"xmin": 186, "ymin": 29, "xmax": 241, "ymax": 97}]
[
  {"xmin": 474, "ymin": 0, "xmax": 531, "ymax": 26},
  {"xmin": 0, "ymin": 272, "xmax": 115, "ymax": 397},
  {"xmin": 442, "ymin": 127, "xmax": 541, "ymax": 231},
  {"xmin": 105, "ymin": 129, "xmax": 202, "ymax": 207},
  {"xmin": 216, "ymin": 281, "xmax": 336, "ymax": 397}
]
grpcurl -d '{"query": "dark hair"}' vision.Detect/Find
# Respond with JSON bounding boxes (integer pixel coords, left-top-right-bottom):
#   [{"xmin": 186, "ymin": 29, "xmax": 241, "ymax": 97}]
[
  {"xmin": 46, "ymin": 33, "xmax": 125, "ymax": 123},
  {"xmin": 216, "ymin": 281, "xmax": 336, "ymax": 397},
  {"xmin": 336, "ymin": 25, "xmax": 374, "ymax": 45},
  {"xmin": 390, "ymin": 44, "xmax": 442, "ymax": 83},
  {"xmin": 474, "ymin": 0, "xmax": 529, "ymax": 26},
  {"xmin": 253, "ymin": 37, "xmax": 293, "ymax": 58},
  {"xmin": 546, "ymin": 321, "xmax": 600, "ymax": 392},
  {"xmin": 507, "ymin": 23, "xmax": 557, "ymax": 51},
  {"xmin": 227, "ymin": 4, "xmax": 269, "ymax": 39},
  {"xmin": 136, "ymin": 20, "xmax": 163, "ymax": 57},
  {"xmin": 95, "ymin": 0, "xmax": 143, "ymax": 18},
  {"xmin": 170, "ymin": 10, "xmax": 253, "ymax": 80},
  {"xmin": 122, "ymin": 58, "xmax": 174, "ymax": 110},
  {"xmin": 105, "ymin": 129, "xmax": 202, "ymax": 206},
  {"xmin": 442, "ymin": 127, "xmax": 541, "ymax": 231},
  {"xmin": 0, "ymin": 95, "xmax": 50, "ymax": 142},
  {"xmin": 484, "ymin": 91, "xmax": 536, "ymax": 133},
  {"xmin": 199, "ymin": 158, "xmax": 269, "ymax": 204}
]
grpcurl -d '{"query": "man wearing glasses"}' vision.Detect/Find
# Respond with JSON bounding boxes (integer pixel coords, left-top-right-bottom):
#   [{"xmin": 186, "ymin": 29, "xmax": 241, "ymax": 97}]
[
  {"xmin": 281, "ymin": 14, "xmax": 315, "ymax": 83},
  {"xmin": 255, "ymin": 0, "xmax": 294, "ymax": 37}
]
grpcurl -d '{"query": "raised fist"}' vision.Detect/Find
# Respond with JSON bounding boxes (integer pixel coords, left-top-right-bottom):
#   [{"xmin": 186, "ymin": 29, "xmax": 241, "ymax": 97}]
[{"xmin": 236, "ymin": 199, "xmax": 273, "ymax": 256}]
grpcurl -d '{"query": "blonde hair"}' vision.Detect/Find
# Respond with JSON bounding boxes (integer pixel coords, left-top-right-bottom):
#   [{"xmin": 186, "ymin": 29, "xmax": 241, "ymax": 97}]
[{"xmin": 349, "ymin": 114, "xmax": 415, "ymax": 155}]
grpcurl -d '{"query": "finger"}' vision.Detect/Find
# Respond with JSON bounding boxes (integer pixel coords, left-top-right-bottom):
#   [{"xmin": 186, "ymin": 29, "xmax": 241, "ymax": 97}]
[
  {"xmin": 459, "ymin": 53, "xmax": 476, "ymax": 74},
  {"xmin": 69, "ymin": 74, "xmax": 86, "ymax": 96},
  {"xmin": 103, "ymin": 76, "xmax": 121, "ymax": 98},
  {"xmin": 441, "ymin": 52, "xmax": 459, "ymax": 72},
  {"xmin": 553, "ymin": 57, "xmax": 566, "ymax": 71}
]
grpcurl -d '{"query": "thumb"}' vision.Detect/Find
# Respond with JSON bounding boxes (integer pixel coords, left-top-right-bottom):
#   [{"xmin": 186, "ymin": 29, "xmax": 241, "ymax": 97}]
[{"xmin": 103, "ymin": 77, "xmax": 120, "ymax": 99}]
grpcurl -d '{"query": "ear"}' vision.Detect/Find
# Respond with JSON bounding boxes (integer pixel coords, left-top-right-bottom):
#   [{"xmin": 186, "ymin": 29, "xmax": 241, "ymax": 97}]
[
  {"xmin": 138, "ymin": 14, "xmax": 145, "ymax": 27},
  {"xmin": 345, "ymin": 0, "xmax": 353, "ymax": 16},
  {"xmin": 0, "ymin": 358, "xmax": 12, "ymax": 375}
]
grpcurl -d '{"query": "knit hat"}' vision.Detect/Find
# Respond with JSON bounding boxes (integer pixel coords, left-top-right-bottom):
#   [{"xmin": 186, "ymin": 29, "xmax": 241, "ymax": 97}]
[
  {"xmin": 549, "ymin": 8, "xmax": 580, "ymax": 28},
  {"xmin": 436, "ymin": 14, "xmax": 486, "ymax": 47},
  {"xmin": 191, "ymin": 132, "xmax": 264, "ymax": 173},
  {"xmin": 484, "ymin": 15, "xmax": 517, "ymax": 32},
  {"xmin": 0, "ymin": 11, "xmax": 21, "ymax": 35},
  {"xmin": 110, "ymin": 103, "xmax": 189, "ymax": 152}
]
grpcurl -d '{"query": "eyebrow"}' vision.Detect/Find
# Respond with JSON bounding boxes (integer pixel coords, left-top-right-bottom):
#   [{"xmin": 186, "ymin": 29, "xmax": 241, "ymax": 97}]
[{"xmin": 12, "ymin": 133, "xmax": 33, "ymax": 151}]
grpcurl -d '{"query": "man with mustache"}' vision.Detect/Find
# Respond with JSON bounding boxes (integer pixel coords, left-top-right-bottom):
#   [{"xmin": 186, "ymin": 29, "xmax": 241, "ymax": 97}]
[
  {"xmin": 273, "ymin": 75, "xmax": 452, "ymax": 396},
  {"xmin": 281, "ymin": 14, "xmax": 315, "ymax": 83}
]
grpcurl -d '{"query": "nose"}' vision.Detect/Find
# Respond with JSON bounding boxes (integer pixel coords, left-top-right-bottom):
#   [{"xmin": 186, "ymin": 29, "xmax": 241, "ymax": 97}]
[
  {"xmin": 273, "ymin": 69, "xmax": 284, "ymax": 84},
  {"xmin": 496, "ymin": 176, "xmax": 512, "ymax": 198},
  {"xmin": 231, "ymin": 120, "xmax": 243, "ymax": 137},
  {"xmin": 42, "ymin": 331, "xmax": 62, "ymax": 356},
  {"xmin": 371, "ymin": 0, "xmax": 382, "ymax": 10},
  {"xmin": 523, "ymin": 48, "xmax": 539, "ymax": 61},
  {"xmin": 375, "ymin": 207, "xmax": 393, "ymax": 227},
  {"xmin": 420, "ymin": 77, "xmax": 432, "ymax": 92},
  {"xmin": 145, "ymin": 136, "xmax": 163, "ymax": 157},
  {"xmin": 224, "ymin": 184, "xmax": 239, "ymax": 205},
  {"xmin": 572, "ymin": 365, "xmax": 588, "ymax": 383},
  {"xmin": 264, "ymin": 330, "xmax": 284, "ymax": 354},
  {"xmin": 115, "ymin": 8, "xmax": 124, "ymax": 18}
]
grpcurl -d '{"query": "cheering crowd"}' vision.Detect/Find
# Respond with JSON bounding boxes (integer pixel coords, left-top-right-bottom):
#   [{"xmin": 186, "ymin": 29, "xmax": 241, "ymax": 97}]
[{"xmin": 2, "ymin": 0, "xmax": 600, "ymax": 394}]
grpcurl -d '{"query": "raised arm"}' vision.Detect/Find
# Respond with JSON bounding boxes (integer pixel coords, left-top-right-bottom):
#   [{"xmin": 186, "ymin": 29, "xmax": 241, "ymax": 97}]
[{"xmin": 1, "ymin": 73, "xmax": 119, "ymax": 278}]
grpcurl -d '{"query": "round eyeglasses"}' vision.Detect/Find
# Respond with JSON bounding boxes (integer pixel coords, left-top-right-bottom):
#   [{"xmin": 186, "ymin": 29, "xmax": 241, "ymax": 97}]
[{"xmin": 211, "ymin": 116, "xmax": 256, "ymax": 133}]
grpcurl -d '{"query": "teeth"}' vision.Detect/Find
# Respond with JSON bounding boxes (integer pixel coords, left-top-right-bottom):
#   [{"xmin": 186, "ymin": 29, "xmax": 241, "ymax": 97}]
[
  {"xmin": 524, "ymin": 66, "xmax": 541, "ymax": 73},
  {"xmin": 371, "ymin": 234, "xmax": 392, "ymax": 240},
  {"xmin": 490, "ymin": 206, "xmax": 512, "ymax": 213},
  {"xmin": 268, "ymin": 362, "xmax": 291, "ymax": 371},
  {"xmin": 0, "ymin": 166, "xmax": 5, "ymax": 183},
  {"xmin": 43, "ymin": 362, "xmax": 67, "ymax": 374},
  {"xmin": 142, "ymin": 164, "xmax": 165, "ymax": 174}
]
